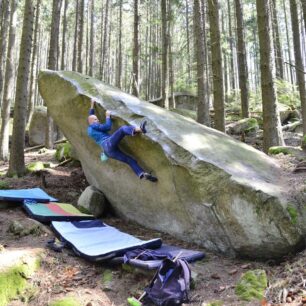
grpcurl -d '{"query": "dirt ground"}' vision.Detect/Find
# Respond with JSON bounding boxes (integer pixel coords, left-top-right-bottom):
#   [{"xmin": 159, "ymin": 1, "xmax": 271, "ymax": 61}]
[{"xmin": 0, "ymin": 148, "xmax": 306, "ymax": 306}]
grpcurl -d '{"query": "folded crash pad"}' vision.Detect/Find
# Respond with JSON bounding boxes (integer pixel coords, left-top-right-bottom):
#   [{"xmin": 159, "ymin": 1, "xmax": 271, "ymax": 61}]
[
  {"xmin": 23, "ymin": 202, "xmax": 95, "ymax": 223},
  {"xmin": 0, "ymin": 188, "xmax": 57, "ymax": 203},
  {"xmin": 51, "ymin": 220, "xmax": 162, "ymax": 262},
  {"xmin": 110, "ymin": 244, "xmax": 205, "ymax": 269}
]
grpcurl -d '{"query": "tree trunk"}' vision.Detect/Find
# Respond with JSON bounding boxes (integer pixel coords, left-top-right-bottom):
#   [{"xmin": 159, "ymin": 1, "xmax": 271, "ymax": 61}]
[
  {"xmin": 161, "ymin": 0, "xmax": 169, "ymax": 108},
  {"xmin": 8, "ymin": 0, "xmax": 34, "ymax": 176},
  {"xmin": 61, "ymin": 0, "xmax": 68, "ymax": 70},
  {"xmin": 77, "ymin": 0, "xmax": 84, "ymax": 73},
  {"xmin": 27, "ymin": 0, "xmax": 40, "ymax": 124},
  {"xmin": 271, "ymin": 0, "xmax": 284, "ymax": 79},
  {"xmin": 46, "ymin": 0, "xmax": 62, "ymax": 150},
  {"xmin": 302, "ymin": 0, "xmax": 306, "ymax": 32},
  {"xmin": 185, "ymin": 0, "xmax": 192, "ymax": 84},
  {"xmin": 227, "ymin": 0, "xmax": 236, "ymax": 91},
  {"xmin": 256, "ymin": 0, "xmax": 284, "ymax": 153},
  {"xmin": 132, "ymin": 0, "xmax": 140, "ymax": 97},
  {"xmin": 0, "ymin": 0, "xmax": 17, "ymax": 161},
  {"xmin": 89, "ymin": 0, "xmax": 94, "ymax": 76},
  {"xmin": 72, "ymin": 0, "xmax": 79, "ymax": 71},
  {"xmin": 234, "ymin": 0, "xmax": 249, "ymax": 118},
  {"xmin": 194, "ymin": 0, "xmax": 210, "ymax": 125},
  {"xmin": 290, "ymin": 0, "xmax": 306, "ymax": 140},
  {"xmin": 0, "ymin": 0, "xmax": 10, "ymax": 107},
  {"xmin": 208, "ymin": 0, "xmax": 225, "ymax": 132}
]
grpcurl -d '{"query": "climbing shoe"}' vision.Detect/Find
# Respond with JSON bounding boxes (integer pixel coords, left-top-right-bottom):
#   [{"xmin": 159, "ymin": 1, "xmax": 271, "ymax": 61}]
[
  {"xmin": 142, "ymin": 172, "xmax": 158, "ymax": 182},
  {"xmin": 140, "ymin": 120, "xmax": 147, "ymax": 134}
]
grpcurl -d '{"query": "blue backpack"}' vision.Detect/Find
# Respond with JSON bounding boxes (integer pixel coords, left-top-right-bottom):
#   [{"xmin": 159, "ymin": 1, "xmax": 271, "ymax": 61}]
[{"xmin": 144, "ymin": 258, "xmax": 191, "ymax": 306}]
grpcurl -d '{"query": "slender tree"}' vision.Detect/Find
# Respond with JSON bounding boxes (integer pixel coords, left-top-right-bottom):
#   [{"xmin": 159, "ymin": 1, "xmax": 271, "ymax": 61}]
[
  {"xmin": 290, "ymin": 0, "xmax": 306, "ymax": 141},
  {"xmin": 89, "ymin": 0, "xmax": 94, "ymax": 76},
  {"xmin": 0, "ymin": 0, "xmax": 17, "ymax": 161},
  {"xmin": 0, "ymin": 0, "xmax": 10, "ymax": 106},
  {"xmin": 194, "ymin": 0, "xmax": 210, "ymax": 125},
  {"xmin": 61, "ymin": 0, "xmax": 68, "ymax": 70},
  {"xmin": 72, "ymin": 0, "xmax": 79, "ymax": 71},
  {"xmin": 271, "ymin": 0, "xmax": 284, "ymax": 79},
  {"xmin": 227, "ymin": 0, "xmax": 236, "ymax": 91},
  {"xmin": 8, "ymin": 0, "xmax": 35, "ymax": 176},
  {"xmin": 161, "ymin": 0, "xmax": 169, "ymax": 108},
  {"xmin": 77, "ymin": 0, "xmax": 84, "ymax": 73},
  {"xmin": 208, "ymin": 0, "xmax": 225, "ymax": 131},
  {"xmin": 302, "ymin": 0, "xmax": 306, "ymax": 32},
  {"xmin": 132, "ymin": 0, "xmax": 140, "ymax": 96},
  {"xmin": 27, "ymin": 0, "xmax": 41, "ymax": 124},
  {"xmin": 256, "ymin": 0, "xmax": 284, "ymax": 152},
  {"xmin": 234, "ymin": 0, "xmax": 249, "ymax": 118}
]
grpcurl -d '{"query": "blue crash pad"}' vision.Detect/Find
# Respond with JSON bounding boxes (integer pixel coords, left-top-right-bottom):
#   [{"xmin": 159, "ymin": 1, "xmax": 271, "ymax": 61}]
[
  {"xmin": 51, "ymin": 220, "xmax": 162, "ymax": 262},
  {"xmin": 0, "ymin": 188, "xmax": 57, "ymax": 203}
]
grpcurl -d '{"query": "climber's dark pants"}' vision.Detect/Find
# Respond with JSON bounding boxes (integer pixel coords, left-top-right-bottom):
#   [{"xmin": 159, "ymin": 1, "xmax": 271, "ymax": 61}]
[{"xmin": 102, "ymin": 125, "xmax": 144, "ymax": 177}]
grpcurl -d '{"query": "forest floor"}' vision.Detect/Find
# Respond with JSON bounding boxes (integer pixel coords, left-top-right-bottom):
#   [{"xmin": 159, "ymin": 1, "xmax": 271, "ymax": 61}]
[{"xmin": 0, "ymin": 147, "xmax": 306, "ymax": 306}]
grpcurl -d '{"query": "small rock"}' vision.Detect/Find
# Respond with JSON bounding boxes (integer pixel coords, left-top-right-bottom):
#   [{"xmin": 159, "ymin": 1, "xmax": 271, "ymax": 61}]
[
  {"xmin": 211, "ymin": 273, "xmax": 221, "ymax": 279},
  {"xmin": 228, "ymin": 269, "xmax": 238, "ymax": 275},
  {"xmin": 241, "ymin": 264, "xmax": 251, "ymax": 269}
]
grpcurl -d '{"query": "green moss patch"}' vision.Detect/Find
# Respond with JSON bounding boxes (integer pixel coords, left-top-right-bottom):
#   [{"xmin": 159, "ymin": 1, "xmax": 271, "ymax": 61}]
[
  {"xmin": 0, "ymin": 180, "xmax": 10, "ymax": 189},
  {"xmin": 0, "ymin": 259, "xmax": 40, "ymax": 306},
  {"xmin": 55, "ymin": 142, "xmax": 73, "ymax": 162},
  {"xmin": 235, "ymin": 269, "xmax": 267, "ymax": 301},
  {"xmin": 26, "ymin": 161, "xmax": 47, "ymax": 172},
  {"xmin": 287, "ymin": 205, "xmax": 298, "ymax": 225},
  {"xmin": 49, "ymin": 297, "xmax": 82, "ymax": 306},
  {"xmin": 268, "ymin": 146, "xmax": 291, "ymax": 155}
]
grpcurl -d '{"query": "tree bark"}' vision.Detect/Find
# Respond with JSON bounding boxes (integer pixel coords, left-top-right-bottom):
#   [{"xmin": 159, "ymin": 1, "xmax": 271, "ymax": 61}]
[
  {"xmin": 27, "ymin": 0, "xmax": 40, "ymax": 124},
  {"xmin": 77, "ymin": 0, "xmax": 84, "ymax": 73},
  {"xmin": 256, "ymin": 0, "xmax": 284, "ymax": 152},
  {"xmin": 161, "ymin": 0, "xmax": 169, "ymax": 108},
  {"xmin": 132, "ymin": 0, "xmax": 140, "ymax": 97},
  {"xmin": 208, "ymin": 0, "xmax": 225, "ymax": 132},
  {"xmin": 271, "ymin": 0, "xmax": 284, "ymax": 79},
  {"xmin": 72, "ymin": 0, "xmax": 79, "ymax": 71},
  {"xmin": 194, "ymin": 0, "xmax": 210, "ymax": 125},
  {"xmin": 0, "ymin": 0, "xmax": 17, "ymax": 161},
  {"xmin": 302, "ymin": 0, "xmax": 306, "ymax": 32},
  {"xmin": 234, "ymin": 0, "xmax": 249, "ymax": 118},
  {"xmin": 0, "ymin": 0, "xmax": 10, "ymax": 107},
  {"xmin": 61, "ymin": 0, "xmax": 68, "ymax": 70},
  {"xmin": 89, "ymin": 0, "xmax": 94, "ymax": 76},
  {"xmin": 227, "ymin": 0, "xmax": 236, "ymax": 91},
  {"xmin": 290, "ymin": 0, "xmax": 306, "ymax": 140},
  {"xmin": 8, "ymin": 0, "xmax": 35, "ymax": 176}
]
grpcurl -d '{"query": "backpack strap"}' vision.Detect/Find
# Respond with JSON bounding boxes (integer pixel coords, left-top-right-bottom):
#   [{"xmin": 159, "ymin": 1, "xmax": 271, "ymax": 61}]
[{"xmin": 177, "ymin": 258, "xmax": 191, "ymax": 301}]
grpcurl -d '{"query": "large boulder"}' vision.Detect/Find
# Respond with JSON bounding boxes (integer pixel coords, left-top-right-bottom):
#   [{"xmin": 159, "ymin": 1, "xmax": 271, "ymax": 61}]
[{"xmin": 38, "ymin": 70, "xmax": 306, "ymax": 259}]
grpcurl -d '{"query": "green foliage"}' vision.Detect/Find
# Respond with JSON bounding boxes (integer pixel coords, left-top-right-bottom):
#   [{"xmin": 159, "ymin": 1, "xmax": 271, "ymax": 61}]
[
  {"xmin": 101, "ymin": 269, "xmax": 113, "ymax": 284},
  {"xmin": 205, "ymin": 301, "xmax": 223, "ymax": 306},
  {"xmin": 49, "ymin": 297, "xmax": 81, "ymax": 306},
  {"xmin": 275, "ymin": 80, "xmax": 300, "ymax": 108},
  {"xmin": 55, "ymin": 142, "xmax": 73, "ymax": 162},
  {"xmin": 268, "ymin": 146, "xmax": 291, "ymax": 155},
  {"xmin": 0, "ymin": 180, "xmax": 10, "ymax": 189},
  {"xmin": 26, "ymin": 161, "xmax": 46, "ymax": 172},
  {"xmin": 235, "ymin": 270, "xmax": 267, "ymax": 301},
  {"xmin": 287, "ymin": 205, "xmax": 298, "ymax": 225},
  {"xmin": 0, "ymin": 259, "xmax": 40, "ymax": 306}
]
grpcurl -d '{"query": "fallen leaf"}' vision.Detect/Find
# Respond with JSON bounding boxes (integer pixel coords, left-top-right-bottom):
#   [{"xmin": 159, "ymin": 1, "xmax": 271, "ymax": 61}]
[
  {"xmin": 241, "ymin": 264, "xmax": 251, "ymax": 269},
  {"xmin": 228, "ymin": 269, "xmax": 238, "ymax": 275}
]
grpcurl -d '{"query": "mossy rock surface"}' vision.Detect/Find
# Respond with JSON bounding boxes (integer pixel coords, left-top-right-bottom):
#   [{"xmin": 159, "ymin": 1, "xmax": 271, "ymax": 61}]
[
  {"xmin": 49, "ymin": 297, "xmax": 82, "ymax": 306},
  {"xmin": 38, "ymin": 70, "xmax": 306, "ymax": 259},
  {"xmin": 0, "ymin": 249, "xmax": 41, "ymax": 306},
  {"xmin": 26, "ymin": 161, "xmax": 47, "ymax": 172},
  {"xmin": 235, "ymin": 269, "xmax": 267, "ymax": 301},
  {"xmin": 55, "ymin": 142, "xmax": 73, "ymax": 162}
]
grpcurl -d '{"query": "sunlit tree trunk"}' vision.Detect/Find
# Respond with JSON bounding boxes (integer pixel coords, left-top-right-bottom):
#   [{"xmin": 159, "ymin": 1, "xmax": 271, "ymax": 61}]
[
  {"xmin": 0, "ymin": 0, "xmax": 17, "ymax": 161},
  {"xmin": 256, "ymin": 0, "xmax": 284, "ymax": 152},
  {"xmin": 89, "ymin": 0, "xmax": 94, "ymax": 76},
  {"xmin": 132, "ymin": 0, "xmax": 139, "ymax": 97},
  {"xmin": 77, "ymin": 0, "xmax": 84, "ymax": 73},
  {"xmin": 234, "ymin": 0, "xmax": 249, "ymax": 118},
  {"xmin": 61, "ymin": 0, "xmax": 68, "ymax": 70},
  {"xmin": 0, "ymin": 0, "xmax": 9, "ymax": 107},
  {"xmin": 271, "ymin": 0, "xmax": 284, "ymax": 79},
  {"xmin": 27, "ymin": 0, "xmax": 40, "ymax": 124},
  {"xmin": 227, "ymin": 0, "xmax": 236, "ymax": 91},
  {"xmin": 290, "ymin": 0, "xmax": 306, "ymax": 141},
  {"xmin": 8, "ymin": 0, "xmax": 34, "ymax": 176},
  {"xmin": 194, "ymin": 0, "xmax": 210, "ymax": 126},
  {"xmin": 208, "ymin": 0, "xmax": 225, "ymax": 131},
  {"xmin": 302, "ymin": 0, "xmax": 306, "ymax": 32},
  {"xmin": 72, "ymin": 0, "xmax": 79, "ymax": 71},
  {"xmin": 161, "ymin": 0, "xmax": 169, "ymax": 108}
]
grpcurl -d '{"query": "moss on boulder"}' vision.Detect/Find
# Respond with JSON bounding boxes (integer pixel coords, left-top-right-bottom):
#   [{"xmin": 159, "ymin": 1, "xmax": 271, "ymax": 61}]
[
  {"xmin": 235, "ymin": 269, "xmax": 267, "ymax": 301},
  {"xmin": 55, "ymin": 142, "xmax": 73, "ymax": 162},
  {"xmin": 49, "ymin": 297, "xmax": 82, "ymax": 306}
]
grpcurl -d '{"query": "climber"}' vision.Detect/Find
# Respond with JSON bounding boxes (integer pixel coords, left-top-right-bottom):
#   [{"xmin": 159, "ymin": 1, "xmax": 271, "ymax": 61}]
[{"xmin": 87, "ymin": 99, "xmax": 158, "ymax": 182}]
